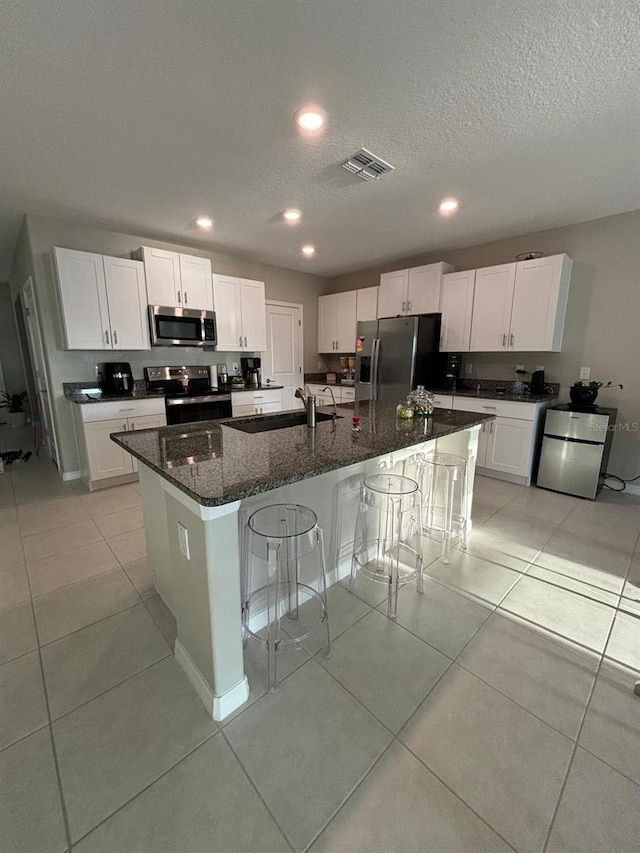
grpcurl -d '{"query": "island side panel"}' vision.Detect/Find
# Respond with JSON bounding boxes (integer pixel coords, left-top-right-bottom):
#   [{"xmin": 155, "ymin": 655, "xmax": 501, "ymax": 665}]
[{"xmin": 138, "ymin": 464, "xmax": 174, "ymax": 611}]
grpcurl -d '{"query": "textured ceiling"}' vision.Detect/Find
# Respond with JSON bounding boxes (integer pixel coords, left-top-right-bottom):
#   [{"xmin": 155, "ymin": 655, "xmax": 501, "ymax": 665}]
[{"xmin": 2, "ymin": 0, "xmax": 640, "ymax": 279}]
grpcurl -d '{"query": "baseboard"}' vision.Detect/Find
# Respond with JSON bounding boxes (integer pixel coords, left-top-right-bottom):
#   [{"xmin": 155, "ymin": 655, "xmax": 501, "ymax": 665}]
[
  {"xmin": 62, "ymin": 470, "xmax": 81, "ymax": 481},
  {"xmin": 476, "ymin": 467, "xmax": 530, "ymax": 486},
  {"xmin": 174, "ymin": 639, "xmax": 249, "ymax": 721},
  {"xmin": 623, "ymin": 483, "xmax": 640, "ymax": 496}
]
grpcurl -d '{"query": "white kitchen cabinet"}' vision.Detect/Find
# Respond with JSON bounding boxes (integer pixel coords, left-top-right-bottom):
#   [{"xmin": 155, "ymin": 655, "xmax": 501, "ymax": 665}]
[
  {"xmin": 306, "ymin": 384, "xmax": 350, "ymax": 406},
  {"xmin": 378, "ymin": 263, "xmax": 454, "ymax": 318},
  {"xmin": 484, "ymin": 416, "xmax": 534, "ymax": 476},
  {"xmin": 469, "ymin": 255, "xmax": 572, "ymax": 353},
  {"xmin": 53, "ymin": 248, "xmax": 149, "ymax": 351},
  {"xmin": 138, "ymin": 247, "xmax": 213, "ymax": 310},
  {"xmin": 71, "ymin": 397, "xmax": 166, "ymax": 489},
  {"xmin": 317, "ymin": 291, "xmax": 357, "ymax": 352},
  {"xmin": 231, "ymin": 388, "xmax": 282, "ymax": 416},
  {"xmin": 440, "ymin": 270, "xmax": 475, "ymax": 352},
  {"xmin": 469, "ymin": 263, "xmax": 516, "ymax": 352},
  {"xmin": 212, "ymin": 274, "xmax": 267, "ymax": 352},
  {"xmin": 356, "ymin": 287, "xmax": 378, "ymax": 322}
]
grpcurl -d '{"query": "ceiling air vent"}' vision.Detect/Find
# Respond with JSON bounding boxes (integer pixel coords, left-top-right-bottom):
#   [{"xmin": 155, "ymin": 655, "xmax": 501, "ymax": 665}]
[{"xmin": 341, "ymin": 148, "xmax": 395, "ymax": 181}]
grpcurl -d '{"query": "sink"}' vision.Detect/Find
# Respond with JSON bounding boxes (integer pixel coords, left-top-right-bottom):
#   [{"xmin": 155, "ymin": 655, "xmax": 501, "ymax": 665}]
[{"xmin": 225, "ymin": 411, "xmax": 341, "ymax": 433}]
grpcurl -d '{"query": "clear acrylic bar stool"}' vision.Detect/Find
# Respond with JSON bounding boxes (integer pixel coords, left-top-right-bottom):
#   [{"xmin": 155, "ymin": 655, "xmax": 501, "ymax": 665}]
[
  {"xmin": 241, "ymin": 503, "xmax": 330, "ymax": 692},
  {"xmin": 350, "ymin": 473, "xmax": 423, "ymax": 618},
  {"xmin": 413, "ymin": 452, "xmax": 468, "ymax": 563}
]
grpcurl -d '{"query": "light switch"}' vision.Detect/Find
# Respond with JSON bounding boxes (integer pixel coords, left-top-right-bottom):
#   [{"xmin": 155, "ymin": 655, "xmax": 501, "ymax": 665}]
[
  {"xmin": 579, "ymin": 366, "xmax": 591, "ymax": 381},
  {"xmin": 178, "ymin": 523, "xmax": 190, "ymax": 560},
  {"xmin": 536, "ymin": 365, "xmax": 544, "ymax": 371}
]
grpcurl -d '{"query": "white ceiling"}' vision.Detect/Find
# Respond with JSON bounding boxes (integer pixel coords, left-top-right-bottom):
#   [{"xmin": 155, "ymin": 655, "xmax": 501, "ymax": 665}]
[{"xmin": 2, "ymin": 0, "xmax": 640, "ymax": 280}]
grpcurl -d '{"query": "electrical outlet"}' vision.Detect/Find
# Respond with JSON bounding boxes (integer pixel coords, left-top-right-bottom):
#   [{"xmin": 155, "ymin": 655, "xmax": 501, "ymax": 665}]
[
  {"xmin": 465, "ymin": 363, "xmax": 473, "ymax": 375},
  {"xmin": 579, "ymin": 366, "xmax": 591, "ymax": 381},
  {"xmin": 232, "ymin": 362, "xmax": 239, "ymax": 374},
  {"xmin": 536, "ymin": 365, "xmax": 544, "ymax": 371},
  {"xmin": 515, "ymin": 364, "xmax": 525, "ymax": 372},
  {"xmin": 178, "ymin": 523, "xmax": 190, "ymax": 560}
]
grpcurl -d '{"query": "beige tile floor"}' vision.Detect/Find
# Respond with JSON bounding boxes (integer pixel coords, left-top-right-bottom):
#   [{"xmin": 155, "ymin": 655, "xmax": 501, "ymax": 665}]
[{"xmin": 1, "ymin": 446, "xmax": 639, "ymax": 853}]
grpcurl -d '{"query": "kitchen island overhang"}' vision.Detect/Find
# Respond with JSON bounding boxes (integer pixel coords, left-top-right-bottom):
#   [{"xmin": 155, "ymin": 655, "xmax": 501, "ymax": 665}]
[{"xmin": 112, "ymin": 402, "xmax": 494, "ymax": 720}]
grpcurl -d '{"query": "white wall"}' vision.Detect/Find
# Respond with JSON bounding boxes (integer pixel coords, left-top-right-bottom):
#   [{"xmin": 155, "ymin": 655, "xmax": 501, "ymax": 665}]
[
  {"xmin": 9, "ymin": 214, "xmax": 328, "ymax": 476},
  {"xmin": 0, "ymin": 283, "xmax": 27, "ymax": 398},
  {"xmin": 327, "ymin": 209, "xmax": 640, "ymax": 480}
]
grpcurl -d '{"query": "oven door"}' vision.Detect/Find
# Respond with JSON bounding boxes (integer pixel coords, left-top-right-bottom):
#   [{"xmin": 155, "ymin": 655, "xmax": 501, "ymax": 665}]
[
  {"xmin": 149, "ymin": 305, "xmax": 216, "ymax": 347},
  {"xmin": 165, "ymin": 394, "xmax": 232, "ymax": 425}
]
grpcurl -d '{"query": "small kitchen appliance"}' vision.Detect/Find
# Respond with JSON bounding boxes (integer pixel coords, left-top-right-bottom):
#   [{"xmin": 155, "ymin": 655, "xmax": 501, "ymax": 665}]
[
  {"xmin": 148, "ymin": 305, "xmax": 217, "ymax": 348},
  {"xmin": 444, "ymin": 354, "xmax": 462, "ymax": 391},
  {"xmin": 207, "ymin": 364, "xmax": 219, "ymax": 391},
  {"xmin": 536, "ymin": 404, "xmax": 617, "ymax": 499},
  {"xmin": 241, "ymin": 357, "xmax": 261, "ymax": 387},
  {"xmin": 100, "ymin": 362, "xmax": 133, "ymax": 396},
  {"xmin": 144, "ymin": 365, "xmax": 231, "ymax": 425},
  {"xmin": 530, "ymin": 369, "xmax": 545, "ymax": 395}
]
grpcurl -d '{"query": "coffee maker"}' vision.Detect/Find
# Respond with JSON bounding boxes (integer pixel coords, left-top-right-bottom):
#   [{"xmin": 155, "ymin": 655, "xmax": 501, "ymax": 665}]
[
  {"xmin": 241, "ymin": 357, "xmax": 261, "ymax": 388},
  {"xmin": 99, "ymin": 362, "xmax": 133, "ymax": 396},
  {"xmin": 443, "ymin": 354, "xmax": 461, "ymax": 391}
]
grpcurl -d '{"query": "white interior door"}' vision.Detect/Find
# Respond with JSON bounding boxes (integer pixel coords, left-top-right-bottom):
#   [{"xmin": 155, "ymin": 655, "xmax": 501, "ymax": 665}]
[
  {"xmin": 263, "ymin": 302, "xmax": 303, "ymax": 411},
  {"xmin": 21, "ymin": 277, "xmax": 59, "ymax": 463}
]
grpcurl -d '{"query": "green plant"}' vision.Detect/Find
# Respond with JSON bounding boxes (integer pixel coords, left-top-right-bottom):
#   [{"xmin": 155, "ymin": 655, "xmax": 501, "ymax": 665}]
[
  {"xmin": 0, "ymin": 392, "xmax": 28, "ymax": 413},
  {"xmin": 572, "ymin": 380, "xmax": 623, "ymax": 390}
]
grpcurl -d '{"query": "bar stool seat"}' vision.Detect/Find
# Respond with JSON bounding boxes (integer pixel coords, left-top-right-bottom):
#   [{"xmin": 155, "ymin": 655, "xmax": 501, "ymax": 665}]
[
  {"xmin": 241, "ymin": 503, "xmax": 330, "ymax": 692},
  {"xmin": 413, "ymin": 451, "xmax": 468, "ymax": 563},
  {"xmin": 350, "ymin": 473, "xmax": 423, "ymax": 618}
]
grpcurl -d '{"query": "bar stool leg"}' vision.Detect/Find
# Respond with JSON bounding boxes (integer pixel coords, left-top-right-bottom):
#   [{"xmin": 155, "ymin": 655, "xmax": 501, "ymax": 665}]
[
  {"xmin": 266, "ymin": 539, "xmax": 280, "ymax": 693},
  {"xmin": 241, "ymin": 519, "xmax": 251, "ymax": 646},
  {"xmin": 317, "ymin": 526, "xmax": 331, "ymax": 660},
  {"xmin": 442, "ymin": 468, "xmax": 455, "ymax": 564},
  {"xmin": 349, "ymin": 501, "xmax": 362, "ymax": 591},
  {"xmin": 460, "ymin": 463, "xmax": 469, "ymax": 551},
  {"xmin": 414, "ymin": 489, "xmax": 424, "ymax": 595},
  {"xmin": 286, "ymin": 506, "xmax": 300, "ymax": 621},
  {"xmin": 387, "ymin": 495, "xmax": 401, "ymax": 618}
]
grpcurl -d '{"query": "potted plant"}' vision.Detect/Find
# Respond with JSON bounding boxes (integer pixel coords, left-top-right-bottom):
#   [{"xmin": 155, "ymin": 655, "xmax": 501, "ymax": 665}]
[
  {"xmin": 570, "ymin": 380, "xmax": 623, "ymax": 407},
  {"xmin": 0, "ymin": 391, "xmax": 29, "ymax": 428}
]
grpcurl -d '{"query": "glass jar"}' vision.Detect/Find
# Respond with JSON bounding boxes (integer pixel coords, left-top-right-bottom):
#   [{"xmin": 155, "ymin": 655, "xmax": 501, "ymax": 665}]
[
  {"xmin": 396, "ymin": 398, "xmax": 415, "ymax": 419},
  {"xmin": 409, "ymin": 385, "xmax": 434, "ymax": 417}
]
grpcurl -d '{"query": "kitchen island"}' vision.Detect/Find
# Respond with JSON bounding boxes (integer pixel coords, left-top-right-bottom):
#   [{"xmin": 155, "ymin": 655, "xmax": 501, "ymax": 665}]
[{"xmin": 112, "ymin": 401, "xmax": 493, "ymax": 720}]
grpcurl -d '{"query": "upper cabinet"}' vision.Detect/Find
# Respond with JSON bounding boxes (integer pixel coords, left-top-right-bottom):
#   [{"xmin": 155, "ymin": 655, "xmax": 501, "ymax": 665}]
[
  {"xmin": 318, "ymin": 291, "xmax": 357, "ymax": 352},
  {"xmin": 53, "ymin": 248, "xmax": 149, "ymax": 351},
  {"xmin": 212, "ymin": 274, "xmax": 267, "ymax": 351},
  {"xmin": 440, "ymin": 269, "xmax": 476, "ymax": 352},
  {"xmin": 356, "ymin": 286, "xmax": 378, "ymax": 322},
  {"xmin": 378, "ymin": 262, "xmax": 454, "ymax": 318},
  {"xmin": 469, "ymin": 254, "xmax": 572, "ymax": 352},
  {"xmin": 137, "ymin": 247, "xmax": 212, "ymax": 310}
]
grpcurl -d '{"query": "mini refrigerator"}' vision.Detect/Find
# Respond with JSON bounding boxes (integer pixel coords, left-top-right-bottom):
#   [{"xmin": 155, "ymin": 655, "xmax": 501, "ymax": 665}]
[{"xmin": 536, "ymin": 405, "xmax": 617, "ymax": 499}]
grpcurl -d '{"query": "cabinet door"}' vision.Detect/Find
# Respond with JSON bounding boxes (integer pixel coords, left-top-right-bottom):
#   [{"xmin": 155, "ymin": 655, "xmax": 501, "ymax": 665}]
[
  {"xmin": 476, "ymin": 420, "xmax": 490, "ymax": 467},
  {"xmin": 378, "ymin": 270, "xmax": 408, "ymax": 318},
  {"xmin": 335, "ymin": 291, "xmax": 357, "ymax": 352},
  {"xmin": 440, "ymin": 270, "xmax": 475, "ymax": 352},
  {"xmin": 484, "ymin": 416, "xmax": 533, "ymax": 476},
  {"xmin": 212, "ymin": 275, "xmax": 242, "ymax": 351},
  {"xmin": 407, "ymin": 265, "xmax": 441, "ymax": 314},
  {"xmin": 179, "ymin": 254, "xmax": 213, "ymax": 310},
  {"xmin": 84, "ymin": 420, "xmax": 134, "ymax": 481},
  {"xmin": 469, "ymin": 264, "xmax": 516, "ymax": 351},
  {"xmin": 509, "ymin": 255, "xmax": 569, "ymax": 352},
  {"xmin": 317, "ymin": 294, "xmax": 337, "ymax": 352},
  {"xmin": 103, "ymin": 257, "xmax": 150, "ymax": 350},
  {"xmin": 356, "ymin": 287, "xmax": 378, "ymax": 321},
  {"xmin": 53, "ymin": 248, "xmax": 110, "ymax": 350},
  {"xmin": 142, "ymin": 247, "xmax": 180, "ymax": 307},
  {"xmin": 127, "ymin": 413, "xmax": 166, "ymax": 473},
  {"xmin": 240, "ymin": 279, "xmax": 267, "ymax": 351}
]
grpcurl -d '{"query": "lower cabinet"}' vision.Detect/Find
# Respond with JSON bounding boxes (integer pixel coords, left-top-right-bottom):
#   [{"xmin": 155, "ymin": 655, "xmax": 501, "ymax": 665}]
[
  {"xmin": 231, "ymin": 389, "xmax": 282, "ymax": 416},
  {"xmin": 71, "ymin": 398, "xmax": 166, "ymax": 490},
  {"xmin": 450, "ymin": 396, "xmax": 551, "ymax": 485},
  {"xmin": 305, "ymin": 383, "xmax": 354, "ymax": 406}
]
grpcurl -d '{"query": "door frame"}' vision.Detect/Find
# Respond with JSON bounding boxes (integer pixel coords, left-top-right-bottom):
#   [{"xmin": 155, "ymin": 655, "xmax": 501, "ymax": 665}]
[
  {"xmin": 20, "ymin": 276, "xmax": 60, "ymax": 464},
  {"xmin": 264, "ymin": 300, "xmax": 304, "ymax": 400}
]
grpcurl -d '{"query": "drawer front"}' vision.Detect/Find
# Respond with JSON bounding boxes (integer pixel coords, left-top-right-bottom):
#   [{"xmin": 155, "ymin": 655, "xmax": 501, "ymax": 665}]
[
  {"xmin": 231, "ymin": 389, "xmax": 281, "ymax": 405},
  {"xmin": 451, "ymin": 396, "xmax": 537, "ymax": 421},
  {"xmin": 80, "ymin": 397, "xmax": 166, "ymax": 423},
  {"xmin": 340, "ymin": 387, "xmax": 355, "ymax": 402},
  {"xmin": 431, "ymin": 394, "xmax": 453, "ymax": 409},
  {"xmin": 232, "ymin": 403, "xmax": 259, "ymax": 417}
]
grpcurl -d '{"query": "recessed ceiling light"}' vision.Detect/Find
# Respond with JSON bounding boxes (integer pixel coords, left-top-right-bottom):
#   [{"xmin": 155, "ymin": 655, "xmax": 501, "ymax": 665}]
[
  {"xmin": 301, "ymin": 244, "xmax": 316, "ymax": 256},
  {"xmin": 294, "ymin": 107, "xmax": 326, "ymax": 131},
  {"xmin": 195, "ymin": 216, "xmax": 214, "ymax": 229},
  {"xmin": 283, "ymin": 208, "xmax": 302, "ymax": 222},
  {"xmin": 438, "ymin": 198, "xmax": 459, "ymax": 216}
]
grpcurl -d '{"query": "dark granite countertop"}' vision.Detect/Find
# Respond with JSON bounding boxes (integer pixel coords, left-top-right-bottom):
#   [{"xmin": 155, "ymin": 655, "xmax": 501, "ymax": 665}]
[
  {"xmin": 111, "ymin": 401, "xmax": 494, "ymax": 507},
  {"xmin": 430, "ymin": 387, "xmax": 559, "ymax": 404},
  {"xmin": 229, "ymin": 385, "xmax": 284, "ymax": 393},
  {"xmin": 65, "ymin": 390, "xmax": 166, "ymax": 405}
]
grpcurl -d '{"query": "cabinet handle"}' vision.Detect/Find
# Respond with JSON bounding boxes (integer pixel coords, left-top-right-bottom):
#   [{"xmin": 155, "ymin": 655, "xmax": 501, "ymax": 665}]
[
  {"xmin": 407, "ymin": 301, "xmax": 412, "ymax": 312},
  {"xmin": 490, "ymin": 421, "xmax": 494, "ymax": 434},
  {"xmin": 184, "ymin": 291, "xmax": 188, "ymax": 305},
  {"xmin": 130, "ymin": 421, "xmax": 135, "ymax": 430},
  {"xmin": 402, "ymin": 301, "xmax": 406, "ymax": 313},
  {"xmin": 244, "ymin": 336, "xmax": 248, "ymax": 347},
  {"xmin": 483, "ymin": 405, "xmax": 497, "ymax": 410},
  {"xmin": 123, "ymin": 422, "xmax": 127, "ymax": 431},
  {"xmin": 105, "ymin": 330, "xmax": 110, "ymax": 345},
  {"xmin": 113, "ymin": 330, "xmax": 118, "ymax": 345},
  {"xmin": 440, "ymin": 335, "xmax": 443, "ymax": 349},
  {"xmin": 177, "ymin": 291, "xmax": 181, "ymax": 303},
  {"xmin": 502, "ymin": 333, "xmax": 507, "ymax": 348},
  {"xmin": 239, "ymin": 336, "xmax": 243, "ymax": 347},
  {"xmin": 510, "ymin": 333, "xmax": 514, "ymax": 348}
]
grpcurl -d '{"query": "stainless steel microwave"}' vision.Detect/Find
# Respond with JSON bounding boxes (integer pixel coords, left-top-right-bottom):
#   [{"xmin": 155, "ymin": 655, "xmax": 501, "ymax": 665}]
[{"xmin": 148, "ymin": 305, "xmax": 217, "ymax": 347}]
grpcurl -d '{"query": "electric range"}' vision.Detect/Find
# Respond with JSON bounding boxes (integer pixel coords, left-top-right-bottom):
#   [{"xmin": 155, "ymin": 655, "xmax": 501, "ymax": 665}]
[{"xmin": 144, "ymin": 366, "xmax": 232, "ymax": 425}]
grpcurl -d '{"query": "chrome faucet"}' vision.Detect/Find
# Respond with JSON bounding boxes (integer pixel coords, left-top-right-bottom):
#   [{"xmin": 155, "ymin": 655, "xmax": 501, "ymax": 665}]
[
  {"xmin": 295, "ymin": 387, "xmax": 316, "ymax": 428},
  {"xmin": 322, "ymin": 386, "xmax": 338, "ymax": 422}
]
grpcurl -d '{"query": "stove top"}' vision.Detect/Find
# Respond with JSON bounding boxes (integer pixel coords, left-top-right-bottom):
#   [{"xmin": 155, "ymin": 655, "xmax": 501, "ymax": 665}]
[{"xmin": 145, "ymin": 365, "xmax": 229, "ymax": 399}]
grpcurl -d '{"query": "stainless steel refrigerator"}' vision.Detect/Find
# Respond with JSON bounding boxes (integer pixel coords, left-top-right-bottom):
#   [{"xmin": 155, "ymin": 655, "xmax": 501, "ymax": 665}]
[{"xmin": 355, "ymin": 315, "xmax": 446, "ymax": 403}]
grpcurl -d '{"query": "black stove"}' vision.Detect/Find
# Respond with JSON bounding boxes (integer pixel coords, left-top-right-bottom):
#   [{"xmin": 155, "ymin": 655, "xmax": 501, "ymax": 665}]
[{"xmin": 145, "ymin": 366, "xmax": 232, "ymax": 425}]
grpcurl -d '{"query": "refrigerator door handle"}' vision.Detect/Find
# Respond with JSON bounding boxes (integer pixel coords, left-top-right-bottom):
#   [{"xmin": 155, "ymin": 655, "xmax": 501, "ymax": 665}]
[{"xmin": 371, "ymin": 338, "xmax": 381, "ymax": 400}]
